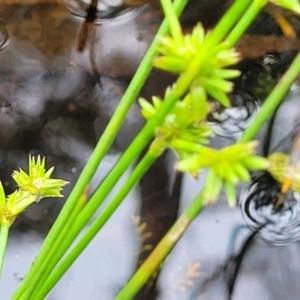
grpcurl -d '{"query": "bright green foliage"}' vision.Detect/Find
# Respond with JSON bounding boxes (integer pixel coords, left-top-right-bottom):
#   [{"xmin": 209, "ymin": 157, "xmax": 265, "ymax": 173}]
[{"xmin": 0, "ymin": 156, "xmax": 68, "ymax": 226}]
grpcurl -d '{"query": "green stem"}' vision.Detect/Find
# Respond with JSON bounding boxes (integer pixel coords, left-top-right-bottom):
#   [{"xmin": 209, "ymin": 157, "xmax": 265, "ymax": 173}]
[
  {"xmin": 160, "ymin": 0, "xmax": 183, "ymax": 43},
  {"xmin": 204, "ymin": 0, "xmax": 252, "ymax": 47},
  {"xmin": 169, "ymin": 139, "xmax": 209, "ymax": 154},
  {"xmin": 58, "ymin": 2, "xmax": 300, "ymax": 299},
  {"xmin": 0, "ymin": 222, "xmax": 8, "ymax": 279},
  {"xmin": 239, "ymin": 51, "xmax": 300, "ymax": 143},
  {"xmin": 12, "ymin": 1, "xmax": 188, "ymax": 299},
  {"xmin": 115, "ymin": 191, "xmax": 204, "ymax": 300},
  {"xmin": 32, "ymin": 152, "xmax": 158, "ymax": 300},
  {"xmin": 19, "ymin": 189, "xmax": 88, "ymax": 300},
  {"xmin": 225, "ymin": 0, "xmax": 268, "ymax": 47}
]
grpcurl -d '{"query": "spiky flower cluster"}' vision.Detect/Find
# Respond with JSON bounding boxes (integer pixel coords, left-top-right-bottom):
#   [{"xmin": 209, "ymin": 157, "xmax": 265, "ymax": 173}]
[
  {"xmin": 12, "ymin": 156, "xmax": 67, "ymax": 198},
  {"xmin": 154, "ymin": 23, "xmax": 241, "ymax": 107},
  {"xmin": 140, "ymin": 86, "xmax": 213, "ymax": 156},
  {"xmin": 177, "ymin": 141, "xmax": 270, "ymax": 206},
  {"xmin": 0, "ymin": 156, "xmax": 68, "ymax": 226}
]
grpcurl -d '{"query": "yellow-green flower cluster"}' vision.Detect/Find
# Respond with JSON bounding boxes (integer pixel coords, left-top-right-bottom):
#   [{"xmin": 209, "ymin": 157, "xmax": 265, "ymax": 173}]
[
  {"xmin": 0, "ymin": 156, "xmax": 68, "ymax": 226},
  {"xmin": 140, "ymin": 87, "xmax": 214, "ymax": 157},
  {"xmin": 177, "ymin": 141, "xmax": 270, "ymax": 206},
  {"xmin": 12, "ymin": 156, "xmax": 67, "ymax": 198},
  {"xmin": 154, "ymin": 23, "xmax": 241, "ymax": 107}
]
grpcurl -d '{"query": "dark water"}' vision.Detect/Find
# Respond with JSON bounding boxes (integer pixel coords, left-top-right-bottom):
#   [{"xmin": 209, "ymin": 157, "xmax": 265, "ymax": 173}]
[{"xmin": 1, "ymin": 1, "xmax": 300, "ymax": 300}]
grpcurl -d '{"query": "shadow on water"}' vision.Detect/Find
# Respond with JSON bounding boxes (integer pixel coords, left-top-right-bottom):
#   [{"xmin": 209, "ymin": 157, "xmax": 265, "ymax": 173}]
[{"xmin": 1, "ymin": 1, "xmax": 300, "ymax": 300}]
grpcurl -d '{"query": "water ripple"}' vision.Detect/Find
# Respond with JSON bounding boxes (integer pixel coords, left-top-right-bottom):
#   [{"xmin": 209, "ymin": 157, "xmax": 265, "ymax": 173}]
[{"xmin": 240, "ymin": 177, "xmax": 300, "ymax": 245}]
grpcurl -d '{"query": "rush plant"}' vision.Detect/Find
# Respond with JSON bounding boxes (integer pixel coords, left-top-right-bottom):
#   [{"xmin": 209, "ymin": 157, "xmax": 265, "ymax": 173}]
[{"xmin": 1, "ymin": 0, "xmax": 300, "ymax": 299}]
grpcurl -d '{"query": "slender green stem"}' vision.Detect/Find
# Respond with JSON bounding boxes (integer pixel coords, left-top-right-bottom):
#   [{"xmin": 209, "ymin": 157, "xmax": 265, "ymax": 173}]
[
  {"xmin": 0, "ymin": 222, "xmax": 9, "ymax": 279},
  {"xmin": 239, "ymin": 51, "xmax": 300, "ymax": 143},
  {"xmin": 19, "ymin": 189, "xmax": 88, "ymax": 300},
  {"xmin": 204, "ymin": 0, "xmax": 252, "ymax": 46},
  {"xmin": 169, "ymin": 139, "xmax": 209, "ymax": 154},
  {"xmin": 30, "ymin": 78, "xmax": 186, "ymax": 299},
  {"xmin": 160, "ymin": 0, "xmax": 183, "ymax": 43},
  {"xmin": 225, "ymin": 0, "xmax": 268, "ymax": 47},
  {"xmin": 32, "ymin": 152, "xmax": 158, "ymax": 300},
  {"xmin": 115, "ymin": 191, "xmax": 204, "ymax": 300},
  {"xmin": 13, "ymin": 1, "xmax": 189, "ymax": 299}
]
